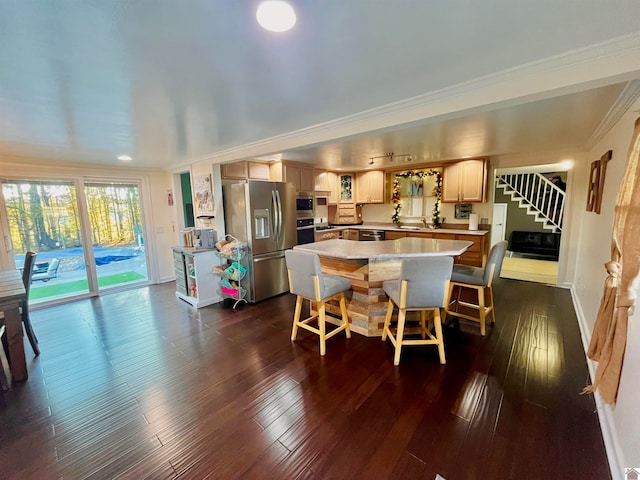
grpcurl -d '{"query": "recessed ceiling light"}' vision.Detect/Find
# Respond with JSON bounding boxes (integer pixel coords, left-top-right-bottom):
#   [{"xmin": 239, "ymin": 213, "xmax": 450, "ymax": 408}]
[
  {"xmin": 256, "ymin": 1, "xmax": 296, "ymax": 32},
  {"xmin": 117, "ymin": 155, "xmax": 132, "ymax": 161},
  {"xmin": 561, "ymin": 159, "xmax": 574, "ymax": 170}
]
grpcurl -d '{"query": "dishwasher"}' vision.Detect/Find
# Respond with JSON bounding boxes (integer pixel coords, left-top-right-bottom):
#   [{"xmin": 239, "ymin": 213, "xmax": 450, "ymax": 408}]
[{"xmin": 358, "ymin": 229, "xmax": 386, "ymax": 241}]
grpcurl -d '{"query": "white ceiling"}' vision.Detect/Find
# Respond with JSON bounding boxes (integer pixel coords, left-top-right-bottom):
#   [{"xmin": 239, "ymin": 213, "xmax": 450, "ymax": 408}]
[{"xmin": 0, "ymin": 1, "xmax": 639, "ymax": 171}]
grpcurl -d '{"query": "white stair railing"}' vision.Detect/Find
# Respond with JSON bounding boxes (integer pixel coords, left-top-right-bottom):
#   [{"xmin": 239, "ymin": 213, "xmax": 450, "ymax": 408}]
[{"xmin": 497, "ymin": 173, "xmax": 565, "ymax": 231}]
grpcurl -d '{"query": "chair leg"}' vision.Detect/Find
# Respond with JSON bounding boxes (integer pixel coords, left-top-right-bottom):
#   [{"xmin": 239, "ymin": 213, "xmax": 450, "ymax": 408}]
[
  {"xmin": 318, "ymin": 301, "xmax": 326, "ymax": 356},
  {"xmin": 0, "ymin": 327, "xmax": 10, "ymax": 390},
  {"xmin": 22, "ymin": 307, "xmax": 39, "ymax": 356},
  {"xmin": 291, "ymin": 295, "xmax": 303, "ymax": 341},
  {"xmin": 339, "ymin": 293, "xmax": 351, "ymax": 338},
  {"xmin": 433, "ymin": 309, "xmax": 446, "ymax": 364},
  {"xmin": 477, "ymin": 286, "xmax": 486, "ymax": 336},
  {"xmin": 393, "ymin": 308, "xmax": 407, "ymax": 366},
  {"xmin": 442, "ymin": 282, "xmax": 455, "ymax": 324},
  {"xmin": 420, "ymin": 310, "xmax": 427, "ymax": 340},
  {"xmin": 487, "ymin": 286, "xmax": 496, "ymax": 324},
  {"xmin": 382, "ymin": 299, "xmax": 394, "ymax": 341}
]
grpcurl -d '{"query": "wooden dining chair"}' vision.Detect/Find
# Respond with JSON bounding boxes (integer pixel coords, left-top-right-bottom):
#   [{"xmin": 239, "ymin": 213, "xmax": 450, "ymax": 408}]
[
  {"xmin": 0, "ymin": 324, "xmax": 10, "ymax": 390},
  {"xmin": 0, "ymin": 251, "xmax": 40, "ymax": 359},
  {"xmin": 285, "ymin": 249, "xmax": 351, "ymax": 356},
  {"xmin": 381, "ymin": 256, "xmax": 453, "ymax": 365}
]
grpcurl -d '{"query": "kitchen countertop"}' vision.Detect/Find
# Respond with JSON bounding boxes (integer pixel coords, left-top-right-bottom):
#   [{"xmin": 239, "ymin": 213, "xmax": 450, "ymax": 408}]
[
  {"xmin": 293, "ymin": 237, "xmax": 473, "ymax": 260},
  {"xmin": 320, "ymin": 223, "xmax": 489, "ymax": 236}
]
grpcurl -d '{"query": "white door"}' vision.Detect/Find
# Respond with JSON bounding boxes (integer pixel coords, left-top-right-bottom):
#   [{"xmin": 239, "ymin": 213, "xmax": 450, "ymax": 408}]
[{"xmin": 491, "ymin": 203, "xmax": 507, "ymax": 247}]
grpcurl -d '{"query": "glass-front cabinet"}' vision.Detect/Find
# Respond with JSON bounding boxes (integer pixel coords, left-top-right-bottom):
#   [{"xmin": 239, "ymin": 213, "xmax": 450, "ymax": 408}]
[{"xmin": 339, "ymin": 174, "xmax": 354, "ymax": 202}]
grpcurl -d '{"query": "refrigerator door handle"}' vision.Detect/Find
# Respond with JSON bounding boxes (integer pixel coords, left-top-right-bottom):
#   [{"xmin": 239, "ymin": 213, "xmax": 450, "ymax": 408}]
[
  {"xmin": 274, "ymin": 189, "xmax": 283, "ymax": 243},
  {"xmin": 253, "ymin": 251, "xmax": 286, "ymax": 262},
  {"xmin": 271, "ymin": 189, "xmax": 279, "ymax": 244}
]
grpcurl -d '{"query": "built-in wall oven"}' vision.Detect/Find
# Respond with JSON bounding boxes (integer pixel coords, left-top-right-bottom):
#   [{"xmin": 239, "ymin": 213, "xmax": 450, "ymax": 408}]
[
  {"xmin": 296, "ymin": 192, "xmax": 315, "ymax": 244},
  {"xmin": 296, "ymin": 218, "xmax": 315, "ymax": 244}
]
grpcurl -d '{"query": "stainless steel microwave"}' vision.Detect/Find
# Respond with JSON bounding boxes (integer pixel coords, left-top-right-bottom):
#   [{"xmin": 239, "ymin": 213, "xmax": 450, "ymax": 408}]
[{"xmin": 296, "ymin": 195, "xmax": 314, "ymax": 217}]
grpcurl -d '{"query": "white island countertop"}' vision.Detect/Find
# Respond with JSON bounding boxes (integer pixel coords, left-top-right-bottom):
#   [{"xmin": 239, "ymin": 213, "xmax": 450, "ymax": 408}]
[{"xmin": 293, "ymin": 237, "xmax": 472, "ymax": 260}]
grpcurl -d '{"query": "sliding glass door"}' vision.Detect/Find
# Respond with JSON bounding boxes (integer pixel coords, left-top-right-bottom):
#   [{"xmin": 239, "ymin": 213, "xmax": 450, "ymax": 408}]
[
  {"xmin": 1, "ymin": 179, "xmax": 90, "ymax": 303},
  {"xmin": 1, "ymin": 177, "xmax": 149, "ymax": 304},
  {"xmin": 84, "ymin": 181, "xmax": 148, "ymax": 290}
]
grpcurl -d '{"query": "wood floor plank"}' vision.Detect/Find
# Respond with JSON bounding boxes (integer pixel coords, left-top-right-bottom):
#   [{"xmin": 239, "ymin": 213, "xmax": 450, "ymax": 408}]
[{"xmin": 0, "ymin": 280, "xmax": 611, "ymax": 479}]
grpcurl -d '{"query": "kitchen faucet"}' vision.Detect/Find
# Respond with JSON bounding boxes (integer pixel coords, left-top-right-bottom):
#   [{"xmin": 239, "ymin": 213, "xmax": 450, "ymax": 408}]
[{"xmin": 422, "ymin": 217, "xmax": 428, "ymax": 228}]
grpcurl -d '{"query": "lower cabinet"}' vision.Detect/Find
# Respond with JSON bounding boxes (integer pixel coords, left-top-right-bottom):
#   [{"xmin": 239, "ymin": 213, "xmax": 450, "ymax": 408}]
[
  {"xmin": 315, "ymin": 229, "xmax": 341, "ymax": 241},
  {"xmin": 399, "ymin": 230, "xmax": 488, "ymax": 267},
  {"xmin": 342, "ymin": 229, "xmax": 359, "ymax": 240},
  {"xmin": 173, "ymin": 248, "xmax": 223, "ymax": 308}
]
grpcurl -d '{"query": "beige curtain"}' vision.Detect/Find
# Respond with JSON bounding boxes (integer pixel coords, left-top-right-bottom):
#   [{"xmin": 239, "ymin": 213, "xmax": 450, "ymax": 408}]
[{"xmin": 585, "ymin": 117, "xmax": 640, "ymax": 405}]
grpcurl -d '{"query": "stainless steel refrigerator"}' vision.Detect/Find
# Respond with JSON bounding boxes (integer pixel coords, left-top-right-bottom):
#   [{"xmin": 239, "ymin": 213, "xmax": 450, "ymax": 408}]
[{"xmin": 223, "ymin": 180, "xmax": 296, "ymax": 302}]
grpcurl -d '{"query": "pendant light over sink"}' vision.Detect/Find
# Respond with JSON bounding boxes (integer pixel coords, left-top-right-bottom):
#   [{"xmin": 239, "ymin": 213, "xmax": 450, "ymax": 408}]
[{"xmin": 256, "ymin": 1, "xmax": 296, "ymax": 32}]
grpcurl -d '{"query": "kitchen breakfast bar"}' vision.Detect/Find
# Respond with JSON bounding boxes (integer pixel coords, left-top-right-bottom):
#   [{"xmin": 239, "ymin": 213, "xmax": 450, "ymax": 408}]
[{"xmin": 293, "ymin": 237, "xmax": 472, "ymax": 336}]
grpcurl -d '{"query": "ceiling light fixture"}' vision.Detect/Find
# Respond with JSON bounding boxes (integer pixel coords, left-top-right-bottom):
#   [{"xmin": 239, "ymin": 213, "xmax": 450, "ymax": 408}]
[
  {"xmin": 368, "ymin": 152, "xmax": 412, "ymax": 163},
  {"xmin": 256, "ymin": 1, "xmax": 296, "ymax": 32},
  {"xmin": 117, "ymin": 155, "xmax": 132, "ymax": 161}
]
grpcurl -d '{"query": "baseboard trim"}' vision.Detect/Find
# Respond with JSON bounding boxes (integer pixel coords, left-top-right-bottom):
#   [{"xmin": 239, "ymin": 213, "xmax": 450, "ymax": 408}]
[{"xmin": 570, "ymin": 285, "xmax": 624, "ymax": 480}]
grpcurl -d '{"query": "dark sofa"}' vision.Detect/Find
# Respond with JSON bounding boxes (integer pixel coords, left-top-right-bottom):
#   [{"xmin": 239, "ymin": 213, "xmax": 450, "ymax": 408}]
[{"xmin": 508, "ymin": 231, "xmax": 560, "ymax": 260}]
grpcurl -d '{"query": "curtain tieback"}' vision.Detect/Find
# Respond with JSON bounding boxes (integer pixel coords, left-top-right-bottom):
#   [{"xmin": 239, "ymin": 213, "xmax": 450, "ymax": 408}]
[{"xmin": 604, "ymin": 260, "xmax": 621, "ymax": 287}]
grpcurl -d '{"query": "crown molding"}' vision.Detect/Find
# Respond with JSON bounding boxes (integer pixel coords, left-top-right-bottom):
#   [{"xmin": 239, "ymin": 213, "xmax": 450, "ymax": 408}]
[
  {"xmin": 585, "ymin": 79, "xmax": 640, "ymax": 150},
  {"xmin": 184, "ymin": 32, "xmax": 640, "ymax": 168}
]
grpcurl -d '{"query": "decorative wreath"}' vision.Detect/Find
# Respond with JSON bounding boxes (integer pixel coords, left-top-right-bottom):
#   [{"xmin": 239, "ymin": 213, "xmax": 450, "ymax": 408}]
[{"xmin": 391, "ymin": 169, "xmax": 442, "ymax": 225}]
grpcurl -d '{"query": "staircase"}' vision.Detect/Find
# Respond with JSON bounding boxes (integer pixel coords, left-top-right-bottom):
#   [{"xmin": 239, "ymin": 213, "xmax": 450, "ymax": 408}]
[{"xmin": 496, "ymin": 173, "xmax": 565, "ymax": 232}]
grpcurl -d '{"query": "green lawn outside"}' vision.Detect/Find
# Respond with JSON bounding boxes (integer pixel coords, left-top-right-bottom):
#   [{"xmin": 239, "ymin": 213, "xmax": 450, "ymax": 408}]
[{"xmin": 30, "ymin": 271, "xmax": 146, "ymax": 300}]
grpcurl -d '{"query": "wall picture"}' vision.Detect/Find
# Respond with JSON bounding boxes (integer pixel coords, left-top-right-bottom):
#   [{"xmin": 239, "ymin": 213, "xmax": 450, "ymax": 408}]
[{"xmin": 193, "ymin": 174, "xmax": 214, "ymax": 215}]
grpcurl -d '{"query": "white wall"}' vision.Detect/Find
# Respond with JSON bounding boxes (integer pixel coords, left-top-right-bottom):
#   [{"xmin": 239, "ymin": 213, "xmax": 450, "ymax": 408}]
[{"xmin": 571, "ymin": 103, "xmax": 640, "ymax": 472}]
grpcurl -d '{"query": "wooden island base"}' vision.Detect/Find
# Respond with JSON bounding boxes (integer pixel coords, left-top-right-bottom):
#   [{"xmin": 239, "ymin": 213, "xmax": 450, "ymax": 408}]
[{"xmin": 313, "ymin": 257, "xmax": 403, "ymax": 337}]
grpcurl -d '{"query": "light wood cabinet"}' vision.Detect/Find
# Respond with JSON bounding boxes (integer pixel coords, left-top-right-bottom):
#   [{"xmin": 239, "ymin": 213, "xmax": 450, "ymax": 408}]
[
  {"xmin": 442, "ymin": 159, "xmax": 486, "ymax": 202},
  {"xmin": 342, "ymin": 229, "xmax": 359, "ymax": 240},
  {"xmin": 385, "ymin": 229, "xmax": 488, "ymax": 267},
  {"xmin": 221, "ymin": 162, "xmax": 248, "ymax": 180},
  {"xmin": 248, "ymin": 162, "xmax": 270, "ymax": 180},
  {"xmin": 385, "ymin": 230, "xmax": 406, "ymax": 240},
  {"xmin": 327, "ymin": 171, "xmax": 339, "ymax": 204},
  {"xmin": 355, "ymin": 170, "xmax": 384, "ymax": 204},
  {"xmin": 338, "ymin": 173, "xmax": 355, "ymax": 203},
  {"xmin": 284, "ymin": 164, "xmax": 315, "ymax": 192},
  {"xmin": 221, "ymin": 161, "xmax": 271, "ymax": 180},
  {"xmin": 314, "ymin": 229, "xmax": 341, "ymax": 241}
]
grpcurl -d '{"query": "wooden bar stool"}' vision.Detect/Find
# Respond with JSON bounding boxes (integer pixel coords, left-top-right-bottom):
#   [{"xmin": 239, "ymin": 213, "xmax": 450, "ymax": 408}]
[
  {"xmin": 382, "ymin": 256, "xmax": 453, "ymax": 365},
  {"xmin": 285, "ymin": 250, "xmax": 351, "ymax": 356},
  {"xmin": 444, "ymin": 240, "xmax": 508, "ymax": 335}
]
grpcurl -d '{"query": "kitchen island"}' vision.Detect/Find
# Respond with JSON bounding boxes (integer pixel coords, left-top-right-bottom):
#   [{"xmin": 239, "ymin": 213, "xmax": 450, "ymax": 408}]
[{"xmin": 293, "ymin": 237, "xmax": 471, "ymax": 336}]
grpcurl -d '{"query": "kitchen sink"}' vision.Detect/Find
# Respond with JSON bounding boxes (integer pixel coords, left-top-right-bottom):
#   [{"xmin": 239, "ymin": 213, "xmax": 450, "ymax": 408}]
[{"xmin": 399, "ymin": 225, "xmax": 420, "ymax": 230}]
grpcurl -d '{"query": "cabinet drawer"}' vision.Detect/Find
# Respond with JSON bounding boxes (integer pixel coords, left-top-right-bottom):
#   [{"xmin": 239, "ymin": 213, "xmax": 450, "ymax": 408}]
[{"xmin": 460, "ymin": 251, "xmax": 483, "ymax": 267}]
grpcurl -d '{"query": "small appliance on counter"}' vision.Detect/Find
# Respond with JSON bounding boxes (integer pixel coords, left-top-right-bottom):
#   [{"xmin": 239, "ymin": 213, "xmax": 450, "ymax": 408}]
[{"xmin": 181, "ymin": 228, "xmax": 217, "ymax": 249}]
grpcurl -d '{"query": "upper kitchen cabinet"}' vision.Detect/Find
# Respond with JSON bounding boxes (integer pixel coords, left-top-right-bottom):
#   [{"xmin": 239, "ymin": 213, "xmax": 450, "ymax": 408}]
[
  {"xmin": 221, "ymin": 161, "xmax": 271, "ymax": 181},
  {"xmin": 338, "ymin": 173, "xmax": 355, "ymax": 203},
  {"xmin": 327, "ymin": 171, "xmax": 339, "ymax": 204},
  {"xmin": 355, "ymin": 170, "xmax": 384, "ymax": 204},
  {"xmin": 284, "ymin": 164, "xmax": 315, "ymax": 192},
  {"xmin": 442, "ymin": 159, "xmax": 487, "ymax": 203},
  {"xmin": 314, "ymin": 170, "xmax": 339, "ymax": 204}
]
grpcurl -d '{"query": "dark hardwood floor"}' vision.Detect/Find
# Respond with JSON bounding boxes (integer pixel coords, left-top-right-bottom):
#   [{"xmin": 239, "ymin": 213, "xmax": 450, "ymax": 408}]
[{"xmin": 0, "ymin": 278, "xmax": 610, "ymax": 479}]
